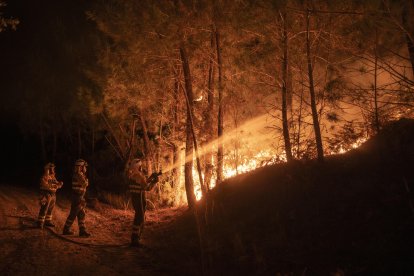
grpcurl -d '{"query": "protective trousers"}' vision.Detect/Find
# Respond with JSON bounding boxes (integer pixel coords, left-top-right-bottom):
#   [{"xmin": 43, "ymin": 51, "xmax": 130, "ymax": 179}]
[
  {"xmin": 64, "ymin": 194, "xmax": 86, "ymax": 231},
  {"xmin": 38, "ymin": 191, "xmax": 56, "ymax": 225},
  {"xmin": 131, "ymin": 192, "xmax": 146, "ymax": 242}
]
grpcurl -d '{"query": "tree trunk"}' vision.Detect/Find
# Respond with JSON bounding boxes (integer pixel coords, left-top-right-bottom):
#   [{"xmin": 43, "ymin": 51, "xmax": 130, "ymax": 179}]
[
  {"xmin": 204, "ymin": 26, "xmax": 216, "ymax": 190},
  {"xmin": 374, "ymin": 28, "xmax": 380, "ymax": 133},
  {"xmin": 138, "ymin": 109, "xmax": 153, "ymax": 175},
  {"xmin": 402, "ymin": 4, "xmax": 414, "ymax": 78},
  {"xmin": 91, "ymin": 125, "xmax": 95, "ymax": 157},
  {"xmin": 101, "ymin": 113, "xmax": 125, "ymax": 160},
  {"xmin": 296, "ymin": 83, "xmax": 304, "ymax": 157},
  {"xmin": 52, "ymin": 128, "xmax": 57, "ymax": 162},
  {"xmin": 91, "ymin": 124, "xmax": 95, "ymax": 183},
  {"xmin": 216, "ymin": 26, "xmax": 224, "ymax": 182},
  {"xmin": 181, "ymin": 50, "xmax": 206, "ymax": 197},
  {"xmin": 280, "ymin": 11, "xmax": 293, "ymax": 162},
  {"xmin": 181, "ymin": 44, "xmax": 212, "ymax": 275},
  {"xmin": 172, "ymin": 72, "xmax": 181, "ymax": 189},
  {"xmin": 157, "ymin": 119, "xmax": 162, "ymax": 172},
  {"xmin": 306, "ymin": 10, "xmax": 324, "ymax": 162},
  {"xmin": 180, "ymin": 46, "xmax": 197, "ymax": 209},
  {"xmin": 39, "ymin": 120, "xmax": 47, "ymax": 162},
  {"xmin": 126, "ymin": 116, "xmax": 137, "ymax": 164},
  {"xmin": 77, "ymin": 126, "xmax": 82, "ymax": 158},
  {"xmin": 173, "ymin": 143, "xmax": 181, "ymax": 187}
]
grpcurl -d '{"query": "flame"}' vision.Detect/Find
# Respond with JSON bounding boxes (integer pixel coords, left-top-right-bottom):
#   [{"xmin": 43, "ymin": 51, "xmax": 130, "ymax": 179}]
[
  {"xmin": 330, "ymin": 137, "xmax": 368, "ymax": 155},
  {"xmin": 191, "ymin": 150, "xmax": 279, "ymax": 200},
  {"xmin": 191, "ymin": 137, "xmax": 369, "ymax": 200},
  {"xmin": 194, "ymin": 95, "xmax": 203, "ymax": 102},
  {"xmin": 184, "ymin": 133, "xmax": 368, "ymax": 202},
  {"xmin": 352, "ymin": 137, "xmax": 367, "ymax": 149},
  {"xmin": 192, "ymin": 169, "xmax": 205, "ymax": 201}
]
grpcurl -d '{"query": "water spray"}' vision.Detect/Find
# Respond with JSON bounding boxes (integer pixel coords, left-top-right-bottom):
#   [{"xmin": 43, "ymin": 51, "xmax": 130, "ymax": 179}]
[{"xmin": 162, "ymin": 113, "xmax": 279, "ymax": 175}]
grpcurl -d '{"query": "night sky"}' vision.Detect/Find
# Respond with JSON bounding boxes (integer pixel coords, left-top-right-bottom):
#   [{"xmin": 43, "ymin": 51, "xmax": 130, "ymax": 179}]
[{"xmin": 0, "ymin": 0, "xmax": 98, "ymax": 184}]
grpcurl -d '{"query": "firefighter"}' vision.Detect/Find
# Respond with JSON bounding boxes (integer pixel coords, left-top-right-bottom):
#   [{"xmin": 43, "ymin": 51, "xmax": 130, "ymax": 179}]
[
  {"xmin": 37, "ymin": 162, "xmax": 63, "ymax": 229},
  {"xmin": 125, "ymin": 158, "xmax": 159, "ymax": 247},
  {"xmin": 62, "ymin": 159, "xmax": 91, "ymax": 237}
]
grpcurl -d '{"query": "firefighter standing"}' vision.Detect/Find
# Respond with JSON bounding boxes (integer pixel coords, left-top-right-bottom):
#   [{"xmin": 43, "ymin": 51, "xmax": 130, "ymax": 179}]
[
  {"xmin": 62, "ymin": 159, "xmax": 91, "ymax": 237},
  {"xmin": 37, "ymin": 162, "xmax": 63, "ymax": 229},
  {"xmin": 125, "ymin": 159, "xmax": 155, "ymax": 247}
]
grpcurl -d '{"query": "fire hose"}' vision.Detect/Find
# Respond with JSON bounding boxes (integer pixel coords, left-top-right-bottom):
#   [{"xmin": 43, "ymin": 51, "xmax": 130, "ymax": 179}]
[{"xmin": 10, "ymin": 215, "xmax": 131, "ymax": 248}]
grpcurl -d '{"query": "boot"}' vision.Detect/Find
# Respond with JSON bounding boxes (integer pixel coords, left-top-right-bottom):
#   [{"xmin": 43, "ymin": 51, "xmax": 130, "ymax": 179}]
[
  {"xmin": 63, "ymin": 227, "xmax": 74, "ymax": 235},
  {"xmin": 44, "ymin": 221, "xmax": 55, "ymax": 227},
  {"xmin": 79, "ymin": 228, "xmax": 91, "ymax": 237},
  {"xmin": 130, "ymin": 233, "xmax": 141, "ymax": 247}
]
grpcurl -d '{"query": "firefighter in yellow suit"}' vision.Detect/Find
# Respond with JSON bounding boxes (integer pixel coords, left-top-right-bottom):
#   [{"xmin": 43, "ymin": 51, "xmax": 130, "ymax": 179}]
[
  {"xmin": 62, "ymin": 159, "xmax": 91, "ymax": 237},
  {"xmin": 126, "ymin": 159, "xmax": 157, "ymax": 247},
  {"xmin": 37, "ymin": 162, "xmax": 63, "ymax": 228}
]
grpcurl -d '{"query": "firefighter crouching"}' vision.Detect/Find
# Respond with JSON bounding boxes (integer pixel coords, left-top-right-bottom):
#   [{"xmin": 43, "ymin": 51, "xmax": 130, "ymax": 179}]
[
  {"xmin": 37, "ymin": 162, "xmax": 63, "ymax": 229},
  {"xmin": 63, "ymin": 159, "xmax": 91, "ymax": 237},
  {"xmin": 126, "ymin": 159, "xmax": 160, "ymax": 247}
]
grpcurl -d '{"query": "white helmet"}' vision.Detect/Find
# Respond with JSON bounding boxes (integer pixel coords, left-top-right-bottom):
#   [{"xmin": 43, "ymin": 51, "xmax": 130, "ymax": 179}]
[
  {"xmin": 44, "ymin": 162, "xmax": 55, "ymax": 170},
  {"xmin": 128, "ymin": 158, "xmax": 142, "ymax": 174},
  {"xmin": 75, "ymin": 159, "xmax": 88, "ymax": 167}
]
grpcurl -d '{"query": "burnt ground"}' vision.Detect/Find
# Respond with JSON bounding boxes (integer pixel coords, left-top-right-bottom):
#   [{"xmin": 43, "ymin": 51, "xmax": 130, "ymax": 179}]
[{"xmin": 2, "ymin": 118, "xmax": 414, "ymax": 275}]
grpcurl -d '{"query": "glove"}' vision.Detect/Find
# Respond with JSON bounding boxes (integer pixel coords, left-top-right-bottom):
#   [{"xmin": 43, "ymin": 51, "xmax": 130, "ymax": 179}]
[{"xmin": 146, "ymin": 172, "xmax": 162, "ymax": 191}]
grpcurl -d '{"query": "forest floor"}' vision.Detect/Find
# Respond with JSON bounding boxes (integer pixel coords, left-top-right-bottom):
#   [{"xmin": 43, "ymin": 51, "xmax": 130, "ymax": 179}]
[
  {"xmin": 3, "ymin": 119, "xmax": 414, "ymax": 275},
  {"xmin": 0, "ymin": 185, "xmax": 200, "ymax": 276}
]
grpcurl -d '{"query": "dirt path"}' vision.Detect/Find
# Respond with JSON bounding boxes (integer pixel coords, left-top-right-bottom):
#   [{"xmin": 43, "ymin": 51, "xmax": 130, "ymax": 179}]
[{"xmin": 0, "ymin": 184, "xmax": 186, "ymax": 276}]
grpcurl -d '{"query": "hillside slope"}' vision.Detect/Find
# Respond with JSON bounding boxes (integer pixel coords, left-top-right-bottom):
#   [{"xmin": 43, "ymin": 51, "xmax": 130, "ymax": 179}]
[{"xmin": 198, "ymin": 118, "xmax": 414, "ymax": 274}]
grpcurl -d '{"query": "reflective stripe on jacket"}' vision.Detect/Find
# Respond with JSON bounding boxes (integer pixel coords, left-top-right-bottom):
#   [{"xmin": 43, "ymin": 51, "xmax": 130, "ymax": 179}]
[{"xmin": 128, "ymin": 171, "xmax": 147, "ymax": 194}]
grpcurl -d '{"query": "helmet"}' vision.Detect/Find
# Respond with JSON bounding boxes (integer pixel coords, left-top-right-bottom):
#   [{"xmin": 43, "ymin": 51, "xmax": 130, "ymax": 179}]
[
  {"xmin": 128, "ymin": 158, "xmax": 142, "ymax": 173},
  {"xmin": 44, "ymin": 162, "xmax": 55, "ymax": 170},
  {"xmin": 75, "ymin": 159, "xmax": 88, "ymax": 167},
  {"xmin": 130, "ymin": 158, "xmax": 142, "ymax": 167}
]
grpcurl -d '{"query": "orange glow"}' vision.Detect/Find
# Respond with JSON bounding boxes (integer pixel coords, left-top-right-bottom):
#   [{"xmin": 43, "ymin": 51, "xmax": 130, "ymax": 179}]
[
  {"xmin": 329, "ymin": 137, "xmax": 368, "ymax": 155},
  {"xmin": 169, "ymin": 114, "xmax": 370, "ymax": 203},
  {"xmin": 190, "ymin": 137, "xmax": 368, "ymax": 201},
  {"xmin": 192, "ymin": 150, "xmax": 279, "ymax": 200}
]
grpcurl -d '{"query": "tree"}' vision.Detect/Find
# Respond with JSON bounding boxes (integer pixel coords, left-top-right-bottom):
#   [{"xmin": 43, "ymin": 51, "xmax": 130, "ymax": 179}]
[
  {"xmin": 180, "ymin": 45, "xmax": 197, "ymax": 208},
  {"xmin": 0, "ymin": 1, "xmax": 18, "ymax": 32},
  {"xmin": 280, "ymin": 9, "xmax": 294, "ymax": 161},
  {"xmin": 305, "ymin": 8, "xmax": 324, "ymax": 162},
  {"xmin": 202, "ymin": 25, "xmax": 216, "ymax": 190},
  {"xmin": 215, "ymin": 26, "xmax": 225, "ymax": 182}
]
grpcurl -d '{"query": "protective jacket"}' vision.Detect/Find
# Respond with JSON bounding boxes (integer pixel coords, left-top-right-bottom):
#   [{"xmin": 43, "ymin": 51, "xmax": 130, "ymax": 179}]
[
  {"xmin": 40, "ymin": 174, "xmax": 61, "ymax": 193},
  {"xmin": 128, "ymin": 171, "xmax": 148, "ymax": 193},
  {"xmin": 72, "ymin": 172, "xmax": 89, "ymax": 196},
  {"xmin": 38, "ymin": 173, "xmax": 62, "ymax": 227},
  {"xmin": 63, "ymin": 171, "xmax": 89, "ymax": 235}
]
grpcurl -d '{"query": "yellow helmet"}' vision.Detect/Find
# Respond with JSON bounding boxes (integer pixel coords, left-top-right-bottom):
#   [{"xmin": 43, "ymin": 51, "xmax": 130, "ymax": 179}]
[{"xmin": 75, "ymin": 159, "xmax": 88, "ymax": 167}]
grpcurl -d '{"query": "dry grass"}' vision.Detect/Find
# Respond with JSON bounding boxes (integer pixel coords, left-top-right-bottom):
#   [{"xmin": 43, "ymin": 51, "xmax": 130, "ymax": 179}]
[{"xmin": 97, "ymin": 191, "xmax": 131, "ymax": 210}]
